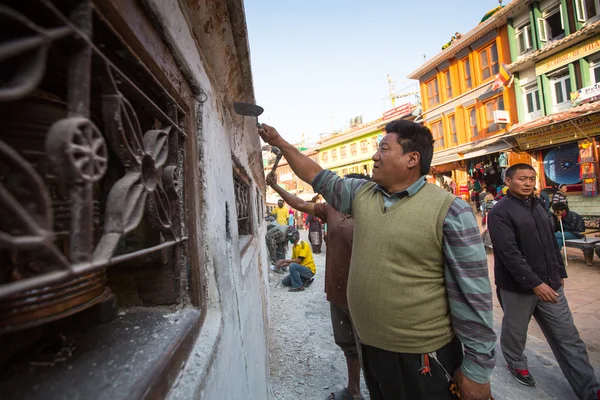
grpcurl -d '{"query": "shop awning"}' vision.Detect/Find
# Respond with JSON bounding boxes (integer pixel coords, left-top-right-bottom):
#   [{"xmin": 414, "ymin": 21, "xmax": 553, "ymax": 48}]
[
  {"xmin": 431, "ymin": 134, "xmax": 514, "ymax": 166},
  {"xmin": 506, "ymin": 101, "xmax": 600, "ymax": 150}
]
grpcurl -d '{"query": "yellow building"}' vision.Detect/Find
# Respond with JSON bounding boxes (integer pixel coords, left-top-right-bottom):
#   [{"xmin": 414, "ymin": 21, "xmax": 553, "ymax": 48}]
[{"xmin": 318, "ymin": 105, "xmax": 417, "ymax": 176}]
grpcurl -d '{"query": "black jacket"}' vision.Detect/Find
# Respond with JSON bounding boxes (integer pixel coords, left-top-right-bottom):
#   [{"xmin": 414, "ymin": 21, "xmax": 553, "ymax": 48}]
[
  {"xmin": 553, "ymin": 211, "xmax": 586, "ymax": 238},
  {"xmin": 488, "ymin": 192, "xmax": 567, "ymax": 293}
]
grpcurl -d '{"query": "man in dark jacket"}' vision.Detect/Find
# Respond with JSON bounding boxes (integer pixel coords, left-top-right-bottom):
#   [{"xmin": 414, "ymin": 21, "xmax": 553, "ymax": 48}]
[
  {"xmin": 488, "ymin": 164, "xmax": 600, "ymax": 400},
  {"xmin": 552, "ymin": 203, "xmax": 586, "ymax": 250}
]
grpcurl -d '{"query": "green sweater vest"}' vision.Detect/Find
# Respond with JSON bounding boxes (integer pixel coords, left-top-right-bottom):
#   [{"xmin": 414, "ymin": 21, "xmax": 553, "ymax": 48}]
[{"xmin": 347, "ymin": 182, "xmax": 456, "ymax": 354}]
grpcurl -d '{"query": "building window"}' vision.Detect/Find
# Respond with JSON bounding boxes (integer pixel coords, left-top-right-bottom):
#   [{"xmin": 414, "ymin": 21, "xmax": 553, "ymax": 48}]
[
  {"xmin": 342, "ymin": 168, "xmax": 348, "ymax": 175},
  {"xmin": 523, "ymin": 85, "xmax": 542, "ymax": 121},
  {"xmin": 340, "ymin": 146, "xmax": 347, "ymax": 159},
  {"xmin": 483, "ymin": 95, "xmax": 504, "ymax": 125},
  {"xmin": 372, "ymin": 136, "xmax": 379, "ymax": 150},
  {"xmin": 575, "ymin": 0, "xmax": 600, "ymax": 22},
  {"xmin": 479, "ymin": 42, "xmax": 499, "ymax": 81},
  {"xmin": 443, "ymin": 70, "xmax": 452, "ymax": 99},
  {"xmin": 516, "ymin": 24, "xmax": 533, "ymax": 54},
  {"xmin": 233, "ymin": 171, "xmax": 252, "ymax": 236},
  {"xmin": 360, "ymin": 140, "xmax": 368, "ymax": 152},
  {"xmin": 430, "ymin": 120, "xmax": 444, "ymax": 149},
  {"xmin": 538, "ymin": 6, "xmax": 565, "ymax": 42},
  {"xmin": 462, "ymin": 58, "xmax": 472, "ymax": 89},
  {"xmin": 550, "ymin": 71, "xmax": 572, "ymax": 112},
  {"xmin": 448, "ymin": 115, "xmax": 457, "ymax": 144},
  {"xmin": 590, "ymin": 57, "xmax": 600, "ymax": 83},
  {"xmin": 350, "ymin": 143, "xmax": 357, "ymax": 156},
  {"xmin": 426, "ymin": 77, "xmax": 440, "ymax": 107},
  {"xmin": 332, "ymin": 149, "xmax": 338, "ymax": 160},
  {"xmin": 321, "ymin": 151, "xmax": 328, "ymax": 162},
  {"xmin": 468, "ymin": 107, "xmax": 478, "ymax": 137}
]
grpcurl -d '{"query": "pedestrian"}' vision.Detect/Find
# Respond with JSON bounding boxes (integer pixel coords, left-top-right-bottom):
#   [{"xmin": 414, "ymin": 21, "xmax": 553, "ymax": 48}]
[
  {"xmin": 487, "ymin": 163, "xmax": 600, "ymax": 399},
  {"xmin": 277, "ymin": 229, "xmax": 316, "ymax": 292},
  {"xmin": 551, "ymin": 184, "xmax": 569, "ymax": 207},
  {"xmin": 272, "ymin": 199, "xmax": 290, "ymax": 226},
  {"xmin": 551, "ymin": 203, "xmax": 586, "ymax": 251},
  {"xmin": 266, "ymin": 171, "xmax": 369, "ymax": 400},
  {"xmin": 259, "ymin": 120, "xmax": 496, "ymax": 400},
  {"xmin": 305, "ymin": 214, "xmax": 323, "ymax": 253},
  {"xmin": 265, "ymin": 220, "xmax": 290, "ymax": 272},
  {"xmin": 288, "ymin": 207, "xmax": 296, "ymax": 227}
]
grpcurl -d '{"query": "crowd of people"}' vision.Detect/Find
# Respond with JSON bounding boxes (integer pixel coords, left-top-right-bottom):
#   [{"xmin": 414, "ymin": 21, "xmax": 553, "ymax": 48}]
[{"xmin": 259, "ymin": 119, "xmax": 599, "ymax": 400}]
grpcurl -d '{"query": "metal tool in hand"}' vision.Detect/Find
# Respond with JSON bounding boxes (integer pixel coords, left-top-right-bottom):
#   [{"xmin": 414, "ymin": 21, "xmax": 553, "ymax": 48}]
[{"xmin": 233, "ymin": 101, "xmax": 264, "ymax": 129}]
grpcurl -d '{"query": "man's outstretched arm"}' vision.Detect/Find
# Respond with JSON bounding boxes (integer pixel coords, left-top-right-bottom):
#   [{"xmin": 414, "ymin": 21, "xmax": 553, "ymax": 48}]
[
  {"xmin": 259, "ymin": 124, "xmax": 322, "ymax": 184},
  {"xmin": 267, "ymin": 172, "xmax": 316, "ymax": 216}
]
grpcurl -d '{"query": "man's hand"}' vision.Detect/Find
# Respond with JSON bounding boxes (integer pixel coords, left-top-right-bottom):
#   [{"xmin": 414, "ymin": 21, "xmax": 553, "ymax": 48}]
[
  {"xmin": 266, "ymin": 172, "xmax": 277, "ymax": 187},
  {"xmin": 276, "ymin": 260, "xmax": 287, "ymax": 269},
  {"xmin": 258, "ymin": 124, "xmax": 285, "ymax": 148},
  {"xmin": 454, "ymin": 370, "xmax": 491, "ymax": 400},
  {"xmin": 533, "ymin": 282, "xmax": 559, "ymax": 303}
]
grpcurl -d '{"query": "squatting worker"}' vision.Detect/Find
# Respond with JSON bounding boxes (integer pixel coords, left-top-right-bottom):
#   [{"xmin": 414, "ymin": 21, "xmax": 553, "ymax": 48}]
[
  {"xmin": 258, "ymin": 120, "xmax": 496, "ymax": 400},
  {"xmin": 267, "ymin": 171, "xmax": 369, "ymax": 400}
]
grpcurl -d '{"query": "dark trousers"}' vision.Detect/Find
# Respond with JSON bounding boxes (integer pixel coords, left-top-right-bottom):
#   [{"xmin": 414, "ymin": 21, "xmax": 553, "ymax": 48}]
[
  {"xmin": 360, "ymin": 336, "xmax": 462, "ymax": 400},
  {"xmin": 499, "ymin": 288, "xmax": 600, "ymax": 400}
]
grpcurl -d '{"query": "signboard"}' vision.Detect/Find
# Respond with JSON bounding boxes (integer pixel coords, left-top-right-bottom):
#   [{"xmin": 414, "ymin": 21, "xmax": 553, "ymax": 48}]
[
  {"xmin": 459, "ymin": 185, "xmax": 469, "ymax": 195},
  {"xmin": 571, "ymin": 83, "xmax": 600, "ymax": 106},
  {"xmin": 536, "ymin": 34, "xmax": 600, "ymax": 76},
  {"xmin": 515, "ymin": 112, "xmax": 600, "ymax": 149},
  {"xmin": 383, "ymin": 103, "xmax": 412, "ymax": 120}
]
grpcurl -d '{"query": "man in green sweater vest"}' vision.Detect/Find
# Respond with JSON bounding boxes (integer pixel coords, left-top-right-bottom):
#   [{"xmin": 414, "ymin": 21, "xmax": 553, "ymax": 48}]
[{"xmin": 258, "ymin": 120, "xmax": 496, "ymax": 400}]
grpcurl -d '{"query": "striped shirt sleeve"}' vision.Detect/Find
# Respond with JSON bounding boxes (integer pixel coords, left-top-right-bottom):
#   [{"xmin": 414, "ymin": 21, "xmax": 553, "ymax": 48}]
[
  {"xmin": 311, "ymin": 170, "xmax": 369, "ymax": 215},
  {"xmin": 443, "ymin": 198, "xmax": 496, "ymax": 384}
]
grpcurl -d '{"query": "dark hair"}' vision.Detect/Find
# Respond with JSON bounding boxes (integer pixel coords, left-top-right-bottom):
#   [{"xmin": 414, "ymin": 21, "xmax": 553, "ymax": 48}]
[
  {"xmin": 384, "ymin": 119, "xmax": 434, "ymax": 175},
  {"xmin": 277, "ymin": 199, "xmax": 284, "ymax": 203},
  {"xmin": 345, "ymin": 173, "xmax": 371, "ymax": 180},
  {"xmin": 505, "ymin": 163, "xmax": 535, "ymax": 179},
  {"xmin": 558, "ymin": 184, "xmax": 567, "ymax": 189},
  {"xmin": 552, "ymin": 203, "xmax": 569, "ymax": 212}
]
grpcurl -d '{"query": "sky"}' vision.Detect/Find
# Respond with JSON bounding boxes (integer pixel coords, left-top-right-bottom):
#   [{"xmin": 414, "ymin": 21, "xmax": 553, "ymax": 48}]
[{"xmin": 245, "ymin": 0, "xmax": 507, "ymax": 145}]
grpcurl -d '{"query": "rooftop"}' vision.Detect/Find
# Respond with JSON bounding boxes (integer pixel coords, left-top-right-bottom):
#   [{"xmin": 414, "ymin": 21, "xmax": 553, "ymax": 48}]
[{"xmin": 408, "ymin": 0, "xmax": 528, "ymax": 80}]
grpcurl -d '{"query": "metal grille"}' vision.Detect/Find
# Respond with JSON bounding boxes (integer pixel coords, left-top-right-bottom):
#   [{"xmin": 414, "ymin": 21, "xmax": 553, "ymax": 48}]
[
  {"xmin": 0, "ymin": 1, "xmax": 188, "ymax": 310},
  {"xmin": 233, "ymin": 173, "xmax": 251, "ymax": 236}
]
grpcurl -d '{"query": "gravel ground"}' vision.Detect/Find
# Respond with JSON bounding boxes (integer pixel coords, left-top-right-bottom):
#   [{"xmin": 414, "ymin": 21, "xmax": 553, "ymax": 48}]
[{"xmin": 268, "ymin": 230, "xmax": 369, "ymax": 400}]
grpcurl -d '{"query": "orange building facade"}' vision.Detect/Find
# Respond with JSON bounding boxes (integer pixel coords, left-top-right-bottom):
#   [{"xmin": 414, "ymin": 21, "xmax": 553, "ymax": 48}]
[{"xmin": 408, "ymin": 3, "xmax": 525, "ymax": 200}]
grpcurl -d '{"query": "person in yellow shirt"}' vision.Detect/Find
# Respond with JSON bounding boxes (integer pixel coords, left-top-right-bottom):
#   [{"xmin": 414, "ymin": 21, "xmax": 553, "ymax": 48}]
[
  {"xmin": 272, "ymin": 199, "xmax": 290, "ymax": 226},
  {"xmin": 277, "ymin": 229, "xmax": 316, "ymax": 292}
]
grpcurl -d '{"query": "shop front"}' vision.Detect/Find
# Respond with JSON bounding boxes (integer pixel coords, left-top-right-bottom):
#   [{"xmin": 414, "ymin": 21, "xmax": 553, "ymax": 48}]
[{"xmin": 511, "ymin": 107, "xmax": 600, "ymax": 199}]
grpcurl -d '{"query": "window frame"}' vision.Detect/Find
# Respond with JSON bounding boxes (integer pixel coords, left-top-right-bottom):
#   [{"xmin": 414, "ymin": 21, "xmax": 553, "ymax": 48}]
[
  {"xmin": 321, "ymin": 151, "xmax": 328, "ymax": 162},
  {"xmin": 478, "ymin": 42, "xmax": 499, "ymax": 82},
  {"xmin": 430, "ymin": 120, "xmax": 444, "ymax": 150},
  {"xmin": 340, "ymin": 145, "xmax": 347, "ymax": 159},
  {"xmin": 360, "ymin": 140, "xmax": 368, "ymax": 152},
  {"xmin": 589, "ymin": 56, "xmax": 600, "ymax": 84},
  {"xmin": 483, "ymin": 95, "xmax": 505, "ymax": 128},
  {"xmin": 448, "ymin": 114, "xmax": 458, "ymax": 145},
  {"xmin": 350, "ymin": 143, "xmax": 357, "ymax": 156},
  {"xmin": 468, "ymin": 107, "xmax": 479, "ymax": 138},
  {"xmin": 426, "ymin": 77, "xmax": 440, "ymax": 107},
  {"xmin": 516, "ymin": 23, "xmax": 533, "ymax": 54},
  {"xmin": 550, "ymin": 72, "xmax": 572, "ymax": 111},
  {"xmin": 443, "ymin": 69, "xmax": 452, "ymax": 99},
  {"xmin": 462, "ymin": 57, "xmax": 472, "ymax": 90},
  {"xmin": 523, "ymin": 85, "xmax": 542, "ymax": 121},
  {"xmin": 538, "ymin": 5, "xmax": 565, "ymax": 42},
  {"xmin": 331, "ymin": 148, "xmax": 338, "ymax": 160},
  {"xmin": 575, "ymin": 0, "xmax": 600, "ymax": 22}
]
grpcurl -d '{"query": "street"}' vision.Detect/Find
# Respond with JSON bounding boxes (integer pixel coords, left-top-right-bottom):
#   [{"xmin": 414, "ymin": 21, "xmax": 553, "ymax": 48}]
[{"xmin": 268, "ymin": 229, "xmax": 600, "ymax": 400}]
